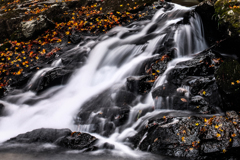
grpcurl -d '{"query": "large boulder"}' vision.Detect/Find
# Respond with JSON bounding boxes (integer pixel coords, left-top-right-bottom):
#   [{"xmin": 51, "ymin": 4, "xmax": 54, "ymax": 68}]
[
  {"xmin": 6, "ymin": 128, "xmax": 99, "ymax": 151},
  {"xmin": 20, "ymin": 15, "xmax": 55, "ymax": 39},
  {"xmin": 152, "ymin": 50, "xmax": 223, "ymax": 113},
  {"xmin": 131, "ymin": 111, "xmax": 240, "ymax": 159},
  {"xmin": 7, "ymin": 128, "xmax": 72, "ymax": 143}
]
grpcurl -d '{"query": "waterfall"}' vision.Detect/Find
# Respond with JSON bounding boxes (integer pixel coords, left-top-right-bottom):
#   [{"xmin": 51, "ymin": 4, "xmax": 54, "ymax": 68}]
[{"xmin": 0, "ymin": 3, "xmax": 207, "ymax": 157}]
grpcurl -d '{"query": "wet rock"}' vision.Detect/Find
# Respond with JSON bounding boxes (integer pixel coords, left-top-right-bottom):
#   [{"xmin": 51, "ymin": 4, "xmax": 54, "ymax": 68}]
[
  {"xmin": 29, "ymin": 67, "xmax": 73, "ymax": 93},
  {"xmin": 20, "ymin": 15, "xmax": 55, "ymax": 39},
  {"xmin": 127, "ymin": 75, "xmax": 153, "ymax": 94},
  {"xmin": 56, "ymin": 132, "xmax": 98, "ymax": 150},
  {"xmin": 189, "ymin": 95, "xmax": 212, "ymax": 113},
  {"xmin": 102, "ymin": 142, "xmax": 115, "ymax": 150},
  {"xmin": 226, "ymin": 111, "xmax": 239, "ymax": 120},
  {"xmin": 133, "ymin": 113, "xmax": 240, "ymax": 158},
  {"xmin": 6, "ymin": 128, "xmax": 99, "ymax": 151},
  {"xmin": 69, "ymin": 34, "xmax": 83, "ymax": 44},
  {"xmin": 152, "ymin": 83, "xmax": 178, "ymax": 98},
  {"xmin": 0, "ymin": 103, "xmax": 5, "ymax": 116},
  {"xmin": 7, "ymin": 128, "xmax": 72, "ymax": 143},
  {"xmin": 215, "ymin": 59, "xmax": 240, "ymax": 111},
  {"xmin": 195, "ymin": 0, "xmax": 223, "ymax": 45},
  {"xmin": 76, "ymin": 87, "xmax": 136, "ymax": 136},
  {"xmin": 201, "ymin": 140, "xmax": 230, "ymax": 154},
  {"xmin": 152, "ymin": 50, "xmax": 223, "ymax": 113},
  {"xmin": 113, "ymin": 90, "xmax": 137, "ymax": 107}
]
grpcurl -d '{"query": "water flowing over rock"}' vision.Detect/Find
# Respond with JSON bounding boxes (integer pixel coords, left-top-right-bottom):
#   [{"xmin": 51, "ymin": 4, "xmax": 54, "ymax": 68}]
[{"xmin": 0, "ymin": 1, "xmax": 240, "ymax": 160}]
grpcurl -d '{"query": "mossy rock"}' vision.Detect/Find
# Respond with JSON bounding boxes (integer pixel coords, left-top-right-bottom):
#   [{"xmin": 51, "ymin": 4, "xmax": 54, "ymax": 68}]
[
  {"xmin": 215, "ymin": 58, "xmax": 240, "ymax": 111},
  {"xmin": 215, "ymin": 0, "xmax": 240, "ymax": 36}
]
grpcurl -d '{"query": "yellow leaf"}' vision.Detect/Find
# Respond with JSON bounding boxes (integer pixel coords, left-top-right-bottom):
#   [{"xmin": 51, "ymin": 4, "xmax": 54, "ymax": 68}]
[
  {"xmin": 195, "ymin": 123, "xmax": 199, "ymax": 126},
  {"xmin": 236, "ymin": 80, "xmax": 240, "ymax": 84},
  {"xmin": 203, "ymin": 91, "xmax": 206, "ymax": 95},
  {"xmin": 181, "ymin": 137, "xmax": 186, "ymax": 142},
  {"xmin": 231, "ymin": 82, "xmax": 235, "ymax": 85},
  {"xmin": 223, "ymin": 149, "xmax": 227, "ymax": 153},
  {"xmin": 156, "ymin": 70, "xmax": 160, "ymax": 73}
]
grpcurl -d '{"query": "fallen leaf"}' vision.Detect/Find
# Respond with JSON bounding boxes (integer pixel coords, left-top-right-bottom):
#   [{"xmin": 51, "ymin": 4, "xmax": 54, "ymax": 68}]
[
  {"xmin": 203, "ymin": 91, "xmax": 206, "ymax": 95},
  {"xmin": 146, "ymin": 79, "xmax": 155, "ymax": 83},
  {"xmin": 181, "ymin": 98, "xmax": 187, "ymax": 102},
  {"xmin": 181, "ymin": 137, "xmax": 186, "ymax": 142}
]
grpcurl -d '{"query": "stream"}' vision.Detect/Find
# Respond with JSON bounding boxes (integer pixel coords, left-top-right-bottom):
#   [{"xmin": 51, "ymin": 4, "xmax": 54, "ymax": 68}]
[{"xmin": 0, "ymin": 2, "xmax": 210, "ymax": 159}]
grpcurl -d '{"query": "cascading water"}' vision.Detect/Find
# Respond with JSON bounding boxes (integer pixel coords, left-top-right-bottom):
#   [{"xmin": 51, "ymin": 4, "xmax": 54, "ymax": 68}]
[{"xmin": 0, "ymin": 3, "xmax": 208, "ymax": 157}]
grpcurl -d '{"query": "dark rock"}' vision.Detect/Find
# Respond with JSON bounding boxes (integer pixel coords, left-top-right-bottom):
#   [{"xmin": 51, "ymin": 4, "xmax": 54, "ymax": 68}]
[
  {"xmin": 132, "ymin": 113, "xmax": 240, "ymax": 158},
  {"xmin": 113, "ymin": 90, "xmax": 137, "ymax": 107},
  {"xmin": 152, "ymin": 83, "xmax": 177, "ymax": 98},
  {"xmin": 28, "ymin": 67, "xmax": 73, "ymax": 93},
  {"xmin": 195, "ymin": 0, "xmax": 223, "ymax": 45},
  {"xmin": 152, "ymin": 50, "xmax": 223, "ymax": 113},
  {"xmin": 56, "ymin": 132, "xmax": 98, "ymax": 150},
  {"xmin": 6, "ymin": 128, "xmax": 98, "ymax": 151},
  {"xmin": 76, "ymin": 87, "xmax": 136, "ymax": 136},
  {"xmin": 102, "ymin": 142, "xmax": 115, "ymax": 150},
  {"xmin": 7, "ymin": 128, "xmax": 72, "ymax": 143},
  {"xmin": 201, "ymin": 140, "xmax": 230, "ymax": 154},
  {"xmin": 215, "ymin": 59, "xmax": 240, "ymax": 111},
  {"xmin": 127, "ymin": 75, "xmax": 153, "ymax": 94},
  {"xmin": 0, "ymin": 103, "xmax": 5, "ymax": 116},
  {"xmin": 69, "ymin": 34, "xmax": 83, "ymax": 44},
  {"xmin": 20, "ymin": 15, "xmax": 55, "ymax": 39}
]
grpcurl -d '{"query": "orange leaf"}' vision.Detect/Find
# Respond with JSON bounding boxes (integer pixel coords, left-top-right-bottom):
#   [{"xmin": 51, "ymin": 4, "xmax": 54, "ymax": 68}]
[
  {"xmin": 181, "ymin": 98, "xmax": 187, "ymax": 102},
  {"xmin": 146, "ymin": 79, "xmax": 155, "ymax": 83}
]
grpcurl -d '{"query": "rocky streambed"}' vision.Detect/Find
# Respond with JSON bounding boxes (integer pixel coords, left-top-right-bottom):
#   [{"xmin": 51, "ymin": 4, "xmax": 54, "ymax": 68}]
[{"xmin": 0, "ymin": 0, "xmax": 240, "ymax": 160}]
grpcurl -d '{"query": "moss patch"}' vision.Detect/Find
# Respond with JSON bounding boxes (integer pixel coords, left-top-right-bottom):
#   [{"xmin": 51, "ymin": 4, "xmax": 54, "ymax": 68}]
[{"xmin": 215, "ymin": 0, "xmax": 240, "ymax": 36}]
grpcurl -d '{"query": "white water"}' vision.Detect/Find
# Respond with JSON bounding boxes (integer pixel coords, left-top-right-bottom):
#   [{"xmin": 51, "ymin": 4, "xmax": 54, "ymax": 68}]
[{"xmin": 0, "ymin": 3, "xmax": 207, "ymax": 157}]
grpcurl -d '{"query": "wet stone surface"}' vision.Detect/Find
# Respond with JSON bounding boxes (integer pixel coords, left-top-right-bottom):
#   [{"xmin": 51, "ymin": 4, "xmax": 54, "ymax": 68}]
[
  {"xmin": 129, "ymin": 111, "xmax": 240, "ymax": 159},
  {"xmin": 6, "ymin": 128, "xmax": 100, "ymax": 151},
  {"xmin": 152, "ymin": 50, "xmax": 224, "ymax": 113}
]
